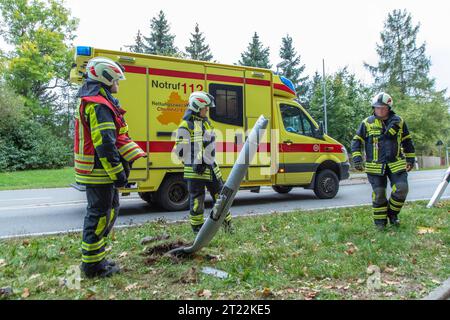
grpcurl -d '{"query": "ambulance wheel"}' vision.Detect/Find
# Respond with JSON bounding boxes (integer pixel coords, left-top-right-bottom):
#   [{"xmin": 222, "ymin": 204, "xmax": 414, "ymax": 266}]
[
  {"xmin": 156, "ymin": 175, "xmax": 189, "ymax": 211},
  {"xmin": 138, "ymin": 192, "xmax": 155, "ymax": 206},
  {"xmin": 314, "ymin": 169, "xmax": 339, "ymax": 199},
  {"xmin": 272, "ymin": 186, "xmax": 293, "ymax": 194}
]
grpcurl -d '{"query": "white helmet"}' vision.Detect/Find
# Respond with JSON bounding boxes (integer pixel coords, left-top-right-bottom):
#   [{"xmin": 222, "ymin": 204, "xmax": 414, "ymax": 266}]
[
  {"xmin": 372, "ymin": 92, "xmax": 393, "ymax": 109},
  {"xmin": 86, "ymin": 57, "xmax": 126, "ymax": 86},
  {"xmin": 188, "ymin": 91, "xmax": 216, "ymax": 112}
]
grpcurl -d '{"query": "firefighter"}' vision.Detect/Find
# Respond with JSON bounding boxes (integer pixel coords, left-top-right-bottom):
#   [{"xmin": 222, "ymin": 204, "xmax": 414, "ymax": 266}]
[
  {"xmin": 173, "ymin": 91, "xmax": 233, "ymax": 234},
  {"xmin": 351, "ymin": 92, "xmax": 416, "ymax": 230},
  {"xmin": 74, "ymin": 57, "xmax": 146, "ymax": 278}
]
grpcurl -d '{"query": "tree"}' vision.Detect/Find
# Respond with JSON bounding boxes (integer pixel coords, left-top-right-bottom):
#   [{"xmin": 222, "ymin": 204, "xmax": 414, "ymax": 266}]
[
  {"xmin": 365, "ymin": 9, "xmax": 434, "ymax": 97},
  {"xmin": 185, "ymin": 23, "xmax": 213, "ymax": 61},
  {"xmin": 278, "ymin": 34, "xmax": 308, "ymax": 95},
  {"xmin": 238, "ymin": 32, "xmax": 271, "ymax": 69},
  {"xmin": 0, "ymin": 0, "xmax": 78, "ymax": 119},
  {"xmin": 142, "ymin": 10, "xmax": 178, "ymax": 56},
  {"xmin": 127, "ymin": 30, "xmax": 146, "ymax": 53},
  {"xmin": 305, "ymin": 68, "xmax": 373, "ymax": 150}
]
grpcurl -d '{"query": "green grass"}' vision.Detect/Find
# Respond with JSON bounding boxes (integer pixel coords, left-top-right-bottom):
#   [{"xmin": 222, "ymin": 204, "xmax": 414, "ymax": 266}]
[
  {"xmin": 0, "ymin": 167, "xmax": 74, "ymax": 190},
  {"xmin": 0, "ymin": 201, "xmax": 448, "ymax": 300}
]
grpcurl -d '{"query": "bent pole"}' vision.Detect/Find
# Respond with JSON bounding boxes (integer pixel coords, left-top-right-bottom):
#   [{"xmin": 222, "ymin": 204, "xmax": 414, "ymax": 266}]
[
  {"xmin": 169, "ymin": 115, "xmax": 269, "ymax": 255},
  {"xmin": 426, "ymin": 166, "xmax": 450, "ymax": 208}
]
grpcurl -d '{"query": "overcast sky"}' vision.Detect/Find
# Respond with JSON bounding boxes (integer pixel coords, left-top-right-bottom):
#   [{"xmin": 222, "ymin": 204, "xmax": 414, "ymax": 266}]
[{"xmin": 64, "ymin": 0, "xmax": 450, "ymax": 92}]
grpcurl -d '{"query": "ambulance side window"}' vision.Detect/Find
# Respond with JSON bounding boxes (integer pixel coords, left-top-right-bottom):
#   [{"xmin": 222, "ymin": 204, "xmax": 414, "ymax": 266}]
[
  {"xmin": 209, "ymin": 84, "xmax": 243, "ymax": 127},
  {"xmin": 280, "ymin": 104, "xmax": 314, "ymax": 137}
]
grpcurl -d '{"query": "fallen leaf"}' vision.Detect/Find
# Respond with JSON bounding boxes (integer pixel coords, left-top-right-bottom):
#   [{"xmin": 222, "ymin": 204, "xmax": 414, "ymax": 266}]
[
  {"xmin": 178, "ymin": 267, "xmax": 198, "ymax": 284},
  {"xmin": 118, "ymin": 252, "xmax": 128, "ymax": 259},
  {"xmin": 261, "ymin": 225, "xmax": 268, "ymax": 232},
  {"xmin": 22, "ymin": 288, "xmax": 30, "ymax": 298},
  {"xmin": 197, "ymin": 289, "xmax": 212, "ymax": 298},
  {"xmin": 28, "ymin": 274, "xmax": 40, "ymax": 281},
  {"xmin": 140, "ymin": 234, "xmax": 170, "ymax": 245},
  {"xmin": 0, "ymin": 259, "xmax": 6, "ymax": 268},
  {"xmin": 286, "ymin": 288, "xmax": 295, "ymax": 294},
  {"xmin": 431, "ymin": 279, "xmax": 441, "ymax": 285},
  {"xmin": 384, "ymin": 280, "xmax": 400, "ymax": 285},
  {"xmin": 345, "ymin": 242, "xmax": 359, "ymax": 255},
  {"xmin": 22, "ymin": 239, "xmax": 30, "ymax": 247},
  {"xmin": 261, "ymin": 287, "xmax": 273, "ymax": 297},
  {"xmin": 417, "ymin": 227, "xmax": 436, "ymax": 235},
  {"xmin": 124, "ymin": 283, "xmax": 138, "ymax": 292},
  {"xmin": 304, "ymin": 291, "xmax": 317, "ymax": 300},
  {"xmin": 109, "ymin": 294, "xmax": 116, "ymax": 300}
]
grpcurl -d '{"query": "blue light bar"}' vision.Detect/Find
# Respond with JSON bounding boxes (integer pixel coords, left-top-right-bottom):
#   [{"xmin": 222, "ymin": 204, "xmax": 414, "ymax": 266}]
[
  {"xmin": 76, "ymin": 46, "xmax": 92, "ymax": 56},
  {"xmin": 280, "ymin": 76, "xmax": 296, "ymax": 93}
]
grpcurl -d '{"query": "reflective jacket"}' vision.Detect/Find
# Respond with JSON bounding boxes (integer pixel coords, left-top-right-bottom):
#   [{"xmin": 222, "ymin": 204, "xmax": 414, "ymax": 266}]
[
  {"xmin": 351, "ymin": 112, "xmax": 415, "ymax": 176},
  {"xmin": 173, "ymin": 110, "xmax": 222, "ymax": 181},
  {"xmin": 74, "ymin": 86, "xmax": 145, "ymax": 185}
]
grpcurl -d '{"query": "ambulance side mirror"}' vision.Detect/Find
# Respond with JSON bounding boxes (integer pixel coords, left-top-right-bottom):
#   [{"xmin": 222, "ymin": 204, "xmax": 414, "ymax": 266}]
[{"xmin": 314, "ymin": 121, "xmax": 325, "ymax": 139}]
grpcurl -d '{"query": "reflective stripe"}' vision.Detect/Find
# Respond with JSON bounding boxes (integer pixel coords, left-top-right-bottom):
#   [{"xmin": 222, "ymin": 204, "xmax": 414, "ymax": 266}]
[
  {"xmin": 402, "ymin": 135, "xmax": 412, "ymax": 141},
  {"xmin": 373, "ymin": 207, "xmax": 388, "ymax": 213},
  {"xmin": 389, "ymin": 198, "xmax": 404, "ymax": 207},
  {"xmin": 352, "ymin": 151, "xmax": 362, "ymax": 157},
  {"xmin": 81, "ymin": 239, "xmax": 105, "ymax": 251},
  {"xmin": 374, "ymin": 214, "xmax": 387, "ymax": 220},
  {"xmin": 75, "ymin": 174, "xmax": 112, "ymax": 184},
  {"xmin": 92, "ymin": 122, "xmax": 116, "ymax": 132},
  {"xmin": 122, "ymin": 148, "xmax": 145, "ymax": 162},
  {"xmin": 82, "ymin": 251, "xmax": 106, "ymax": 264},
  {"xmin": 75, "ymin": 154, "xmax": 94, "ymax": 162},
  {"xmin": 389, "ymin": 128, "xmax": 397, "ymax": 135},
  {"xmin": 105, "ymin": 163, "xmax": 124, "ymax": 175},
  {"xmin": 390, "ymin": 206, "xmax": 402, "ymax": 212},
  {"xmin": 119, "ymin": 125, "xmax": 129, "ymax": 134},
  {"xmin": 75, "ymin": 161, "xmax": 94, "ymax": 171},
  {"xmin": 118, "ymin": 141, "xmax": 139, "ymax": 154},
  {"xmin": 95, "ymin": 216, "xmax": 107, "ymax": 237},
  {"xmin": 353, "ymin": 135, "xmax": 364, "ymax": 143},
  {"xmin": 404, "ymin": 153, "xmax": 415, "ymax": 158},
  {"xmin": 190, "ymin": 214, "xmax": 204, "ymax": 226}
]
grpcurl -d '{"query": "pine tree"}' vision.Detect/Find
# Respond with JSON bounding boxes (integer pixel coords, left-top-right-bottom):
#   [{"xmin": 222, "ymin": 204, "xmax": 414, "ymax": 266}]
[
  {"xmin": 185, "ymin": 23, "xmax": 213, "ymax": 61},
  {"xmin": 238, "ymin": 32, "xmax": 271, "ymax": 69},
  {"xmin": 278, "ymin": 34, "xmax": 308, "ymax": 95},
  {"xmin": 127, "ymin": 30, "xmax": 146, "ymax": 53},
  {"xmin": 143, "ymin": 10, "xmax": 178, "ymax": 56},
  {"xmin": 365, "ymin": 9, "xmax": 434, "ymax": 96}
]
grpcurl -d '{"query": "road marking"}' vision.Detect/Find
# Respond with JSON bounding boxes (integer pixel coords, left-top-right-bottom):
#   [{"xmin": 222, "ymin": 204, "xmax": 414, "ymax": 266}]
[
  {"xmin": 0, "ymin": 197, "xmax": 51, "ymax": 202},
  {"xmin": 0, "ymin": 197, "xmax": 141, "ymax": 211}
]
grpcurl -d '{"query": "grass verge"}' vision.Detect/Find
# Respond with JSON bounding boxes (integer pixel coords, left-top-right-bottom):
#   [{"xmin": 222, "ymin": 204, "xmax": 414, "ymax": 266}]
[
  {"xmin": 0, "ymin": 201, "xmax": 448, "ymax": 300},
  {"xmin": 0, "ymin": 168, "xmax": 74, "ymax": 191}
]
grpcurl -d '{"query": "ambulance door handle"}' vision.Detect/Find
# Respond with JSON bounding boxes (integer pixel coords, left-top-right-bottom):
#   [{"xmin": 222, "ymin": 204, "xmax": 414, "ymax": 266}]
[
  {"xmin": 235, "ymin": 133, "xmax": 243, "ymax": 145},
  {"xmin": 283, "ymin": 140, "xmax": 293, "ymax": 145}
]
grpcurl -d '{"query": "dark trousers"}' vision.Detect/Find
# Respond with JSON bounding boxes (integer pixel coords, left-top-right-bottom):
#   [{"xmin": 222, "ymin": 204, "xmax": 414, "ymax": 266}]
[
  {"xmin": 367, "ymin": 168, "xmax": 409, "ymax": 224},
  {"xmin": 81, "ymin": 185, "xmax": 119, "ymax": 267},
  {"xmin": 187, "ymin": 175, "xmax": 232, "ymax": 228}
]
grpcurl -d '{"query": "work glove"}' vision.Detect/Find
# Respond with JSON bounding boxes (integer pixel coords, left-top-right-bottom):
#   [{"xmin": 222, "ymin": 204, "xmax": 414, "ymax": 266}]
[
  {"xmin": 121, "ymin": 158, "xmax": 131, "ymax": 179},
  {"xmin": 353, "ymin": 157, "xmax": 364, "ymax": 171},
  {"xmin": 193, "ymin": 163, "xmax": 206, "ymax": 175},
  {"xmin": 406, "ymin": 160, "xmax": 415, "ymax": 172},
  {"xmin": 114, "ymin": 170, "xmax": 128, "ymax": 188}
]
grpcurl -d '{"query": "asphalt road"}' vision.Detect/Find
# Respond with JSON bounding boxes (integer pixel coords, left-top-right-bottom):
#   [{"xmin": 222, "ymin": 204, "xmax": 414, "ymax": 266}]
[{"xmin": 0, "ymin": 169, "xmax": 448, "ymax": 239}]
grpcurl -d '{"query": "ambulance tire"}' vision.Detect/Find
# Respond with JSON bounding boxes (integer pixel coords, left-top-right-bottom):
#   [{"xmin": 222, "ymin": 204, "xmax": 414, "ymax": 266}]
[
  {"xmin": 138, "ymin": 192, "xmax": 155, "ymax": 206},
  {"xmin": 156, "ymin": 175, "xmax": 189, "ymax": 211},
  {"xmin": 313, "ymin": 169, "xmax": 339, "ymax": 199},
  {"xmin": 272, "ymin": 186, "xmax": 293, "ymax": 194}
]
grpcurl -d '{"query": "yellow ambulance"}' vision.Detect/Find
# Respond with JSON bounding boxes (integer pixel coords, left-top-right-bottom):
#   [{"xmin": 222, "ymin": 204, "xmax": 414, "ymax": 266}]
[{"xmin": 71, "ymin": 46, "xmax": 350, "ymax": 211}]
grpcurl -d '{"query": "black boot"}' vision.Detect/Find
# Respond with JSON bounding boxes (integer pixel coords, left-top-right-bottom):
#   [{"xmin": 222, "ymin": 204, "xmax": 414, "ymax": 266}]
[
  {"xmin": 192, "ymin": 224, "xmax": 203, "ymax": 235},
  {"xmin": 222, "ymin": 220, "xmax": 235, "ymax": 234},
  {"xmin": 81, "ymin": 260, "xmax": 120, "ymax": 279},
  {"xmin": 388, "ymin": 214, "xmax": 400, "ymax": 227},
  {"xmin": 374, "ymin": 219, "xmax": 387, "ymax": 231}
]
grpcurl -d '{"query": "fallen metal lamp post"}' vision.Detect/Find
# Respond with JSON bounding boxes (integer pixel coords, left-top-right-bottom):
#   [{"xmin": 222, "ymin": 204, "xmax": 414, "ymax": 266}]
[
  {"xmin": 168, "ymin": 115, "xmax": 269, "ymax": 256},
  {"xmin": 427, "ymin": 166, "xmax": 450, "ymax": 208}
]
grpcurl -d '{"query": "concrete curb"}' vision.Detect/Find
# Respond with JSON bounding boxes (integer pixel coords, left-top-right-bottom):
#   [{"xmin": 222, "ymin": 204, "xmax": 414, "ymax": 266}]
[{"xmin": 422, "ymin": 277, "xmax": 450, "ymax": 300}]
